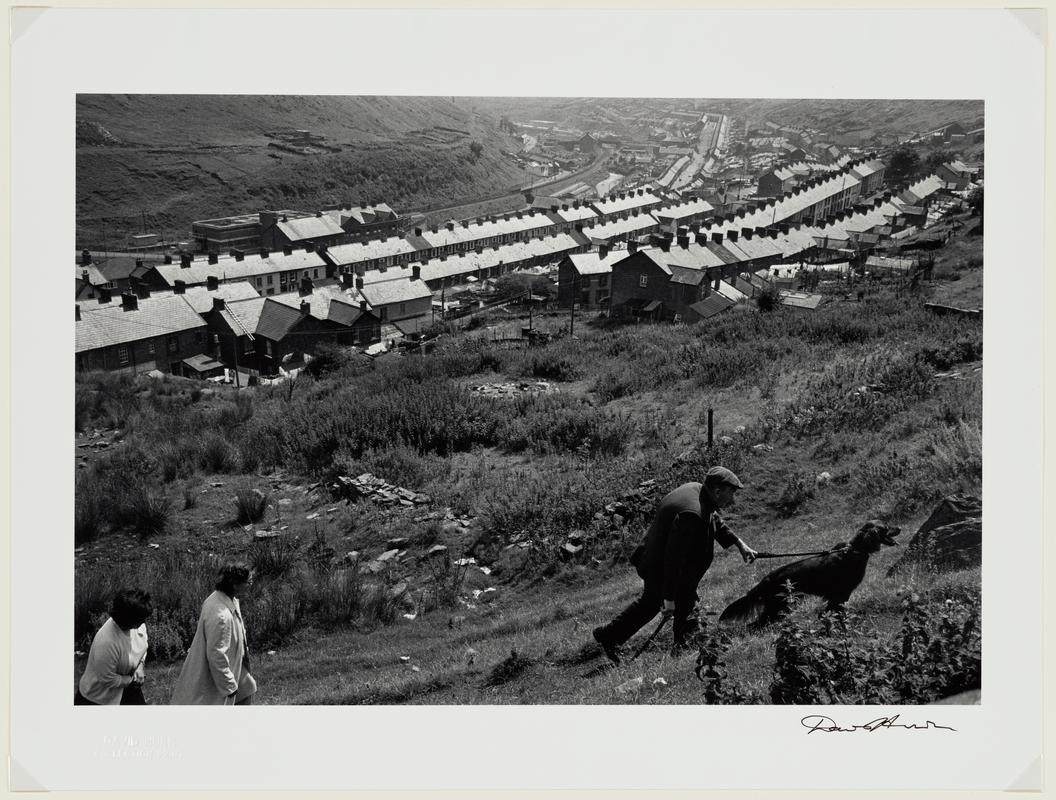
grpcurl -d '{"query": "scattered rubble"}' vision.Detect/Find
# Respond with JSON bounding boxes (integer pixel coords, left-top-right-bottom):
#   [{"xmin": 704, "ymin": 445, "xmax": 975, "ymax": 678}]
[
  {"xmin": 470, "ymin": 380, "xmax": 558, "ymax": 398},
  {"xmin": 888, "ymin": 494, "xmax": 981, "ymax": 576},
  {"xmin": 332, "ymin": 473, "xmax": 432, "ymax": 507}
]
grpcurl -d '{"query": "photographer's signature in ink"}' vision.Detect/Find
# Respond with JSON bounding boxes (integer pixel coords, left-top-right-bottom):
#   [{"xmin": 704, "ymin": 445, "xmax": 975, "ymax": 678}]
[{"xmin": 801, "ymin": 714, "xmax": 956, "ymax": 734}]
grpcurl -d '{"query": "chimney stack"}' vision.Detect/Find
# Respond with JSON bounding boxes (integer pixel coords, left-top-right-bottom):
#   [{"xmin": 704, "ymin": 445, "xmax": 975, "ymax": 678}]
[
  {"xmin": 233, "ymin": 250, "xmax": 245, "ymax": 262},
  {"xmin": 446, "ymin": 222, "xmax": 455, "ymax": 231},
  {"xmin": 412, "ymin": 265, "xmax": 421, "ymax": 280},
  {"xmin": 75, "ymin": 304, "xmax": 81, "ymax": 322},
  {"xmin": 300, "ymin": 300, "xmax": 311, "ymax": 315},
  {"xmin": 695, "ymin": 233, "xmax": 708, "ymax": 246},
  {"xmin": 164, "ymin": 254, "xmax": 173, "ymax": 264},
  {"xmin": 360, "ymin": 300, "xmax": 368, "ymax": 311},
  {"xmin": 120, "ymin": 292, "xmax": 138, "ymax": 312},
  {"xmin": 659, "ymin": 238, "xmax": 671, "ymax": 252},
  {"xmin": 599, "ymin": 244, "xmax": 609, "ymax": 259},
  {"xmin": 180, "ymin": 253, "xmax": 192, "ymax": 268},
  {"xmin": 212, "ymin": 297, "xmax": 226, "ymax": 311},
  {"xmin": 627, "ymin": 239, "xmax": 639, "ymax": 254},
  {"xmin": 356, "ymin": 277, "xmax": 364, "ymax": 290},
  {"xmin": 676, "ymin": 234, "xmax": 689, "ymax": 248},
  {"xmin": 727, "ymin": 230, "xmax": 739, "ymax": 242},
  {"xmin": 174, "ymin": 280, "xmax": 186, "ymax": 294},
  {"xmin": 712, "ymin": 232, "xmax": 724, "ymax": 244},
  {"xmin": 742, "ymin": 228, "xmax": 753, "ymax": 240},
  {"xmin": 208, "ymin": 253, "xmax": 219, "ymax": 265},
  {"xmin": 414, "ymin": 227, "xmax": 423, "ymax": 236},
  {"xmin": 80, "ymin": 249, "xmax": 91, "ymax": 266},
  {"xmin": 260, "ymin": 247, "xmax": 270, "ymax": 259},
  {"xmin": 207, "ymin": 275, "xmax": 219, "ymax": 291},
  {"xmin": 341, "ymin": 272, "xmax": 355, "ymax": 289},
  {"xmin": 283, "ymin": 244, "xmax": 293, "ymax": 256},
  {"xmin": 97, "ymin": 287, "xmax": 112, "ymax": 304}
]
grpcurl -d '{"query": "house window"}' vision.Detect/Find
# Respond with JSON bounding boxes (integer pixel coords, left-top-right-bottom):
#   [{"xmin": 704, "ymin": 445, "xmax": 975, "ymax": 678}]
[
  {"xmin": 639, "ymin": 274, "xmax": 649, "ymax": 288},
  {"xmin": 117, "ymin": 345, "xmax": 129, "ymax": 365},
  {"xmin": 267, "ymin": 275, "xmax": 273, "ymax": 285},
  {"xmin": 167, "ymin": 336, "xmax": 179, "ymax": 354},
  {"xmin": 256, "ymin": 277, "xmax": 263, "ymax": 288},
  {"xmin": 147, "ymin": 341, "xmax": 156, "ymax": 355},
  {"xmin": 380, "ymin": 307, "xmax": 388, "ymax": 321},
  {"xmin": 265, "ymin": 340, "xmax": 273, "ymax": 357},
  {"xmin": 313, "ymin": 269, "xmax": 319, "ymax": 278},
  {"xmin": 399, "ymin": 303, "xmax": 406, "ymax": 315}
]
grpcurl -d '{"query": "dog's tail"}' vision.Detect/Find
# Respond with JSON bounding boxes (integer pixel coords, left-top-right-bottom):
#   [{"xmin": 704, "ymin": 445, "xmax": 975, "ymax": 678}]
[{"xmin": 719, "ymin": 591, "xmax": 766, "ymax": 625}]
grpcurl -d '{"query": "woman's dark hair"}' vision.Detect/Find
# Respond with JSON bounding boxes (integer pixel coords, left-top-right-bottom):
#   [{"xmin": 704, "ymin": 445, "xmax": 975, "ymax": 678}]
[
  {"xmin": 110, "ymin": 589, "xmax": 153, "ymax": 630},
  {"xmin": 216, "ymin": 562, "xmax": 251, "ymax": 595}
]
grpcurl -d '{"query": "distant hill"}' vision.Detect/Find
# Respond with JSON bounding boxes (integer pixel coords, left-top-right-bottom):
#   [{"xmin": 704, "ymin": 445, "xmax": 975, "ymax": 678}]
[{"xmin": 76, "ymin": 95, "xmax": 526, "ymax": 248}]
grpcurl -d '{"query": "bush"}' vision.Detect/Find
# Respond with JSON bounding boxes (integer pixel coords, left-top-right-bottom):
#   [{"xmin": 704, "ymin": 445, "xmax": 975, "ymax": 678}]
[
  {"xmin": 304, "ymin": 342, "xmax": 350, "ymax": 379},
  {"xmin": 775, "ymin": 473, "xmax": 815, "ymax": 518},
  {"xmin": 235, "ymin": 488, "xmax": 269, "ymax": 525},
  {"xmin": 756, "ymin": 285, "xmax": 781, "ymax": 313},
  {"xmin": 129, "ymin": 489, "xmax": 173, "ymax": 539},
  {"xmin": 198, "ymin": 432, "xmax": 240, "ymax": 473}
]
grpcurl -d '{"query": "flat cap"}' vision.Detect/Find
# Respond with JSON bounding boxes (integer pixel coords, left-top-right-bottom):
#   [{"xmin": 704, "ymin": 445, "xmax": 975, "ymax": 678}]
[{"xmin": 705, "ymin": 466, "xmax": 744, "ymax": 489}]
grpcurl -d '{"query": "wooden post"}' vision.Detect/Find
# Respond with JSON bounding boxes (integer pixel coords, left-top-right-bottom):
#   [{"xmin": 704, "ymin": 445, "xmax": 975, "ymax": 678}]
[{"xmin": 707, "ymin": 407, "xmax": 714, "ymax": 449}]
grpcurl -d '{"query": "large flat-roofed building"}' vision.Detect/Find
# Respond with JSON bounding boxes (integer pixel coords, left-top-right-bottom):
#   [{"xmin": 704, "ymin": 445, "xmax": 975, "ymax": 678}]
[{"xmin": 191, "ymin": 212, "xmax": 270, "ymax": 252}]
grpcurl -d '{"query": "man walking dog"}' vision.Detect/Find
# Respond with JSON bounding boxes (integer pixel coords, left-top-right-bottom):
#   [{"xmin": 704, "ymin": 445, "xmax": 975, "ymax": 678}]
[{"xmin": 593, "ymin": 467, "xmax": 757, "ymax": 663}]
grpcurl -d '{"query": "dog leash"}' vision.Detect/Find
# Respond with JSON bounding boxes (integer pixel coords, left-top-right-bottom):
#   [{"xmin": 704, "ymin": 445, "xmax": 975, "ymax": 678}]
[
  {"xmin": 630, "ymin": 615, "xmax": 670, "ymax": 661},
  {"xmin": 753, "ymin": 549, "xmax": 830, "ymax": 559}
]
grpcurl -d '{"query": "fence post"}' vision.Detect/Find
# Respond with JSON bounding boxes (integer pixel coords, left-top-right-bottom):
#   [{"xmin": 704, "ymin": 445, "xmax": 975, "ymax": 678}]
[{"xmin": 707, "ymin": 407, "xmax": 714, "ymax": 449}]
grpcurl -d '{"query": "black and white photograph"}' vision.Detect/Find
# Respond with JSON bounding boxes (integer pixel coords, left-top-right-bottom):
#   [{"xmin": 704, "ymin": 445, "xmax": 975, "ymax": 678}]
[
  {"xmin": 9, "ymin": 6, "xmax": 1046, "ymax": 794},
  {"xmin": 71, "ymin": 93, "xmax": 986, "ymax": 707}
]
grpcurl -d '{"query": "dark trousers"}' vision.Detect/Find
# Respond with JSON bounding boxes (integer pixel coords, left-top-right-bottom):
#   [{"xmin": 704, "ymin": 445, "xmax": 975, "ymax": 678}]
[
  {"xmin": 598, "ymin": 578, "xmax": 697, "ymax": 647},
  {"xmin": 74, "ymin": 684, "xmax": 147, "ymax": 705}
]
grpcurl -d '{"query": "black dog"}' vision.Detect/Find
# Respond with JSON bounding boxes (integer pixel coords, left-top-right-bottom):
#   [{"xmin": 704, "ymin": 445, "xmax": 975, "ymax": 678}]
[{"xmin": 719, "ymin": 520, "xmax": 900, "ymax": 628}]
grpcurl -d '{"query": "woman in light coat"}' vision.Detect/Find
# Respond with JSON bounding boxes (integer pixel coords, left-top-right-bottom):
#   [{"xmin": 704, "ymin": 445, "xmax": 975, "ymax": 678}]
[
  {"xmin": 171, "ymin": 563, "xmax": 257, "ymax": 705},
  {"xmin": 76, "ymin": 588, "xmax": 153, "ymax": 705}
]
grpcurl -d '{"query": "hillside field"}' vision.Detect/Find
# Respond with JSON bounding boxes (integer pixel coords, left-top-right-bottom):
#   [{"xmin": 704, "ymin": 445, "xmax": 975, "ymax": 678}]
[{"xmin": 73, "ymin": 217, "xmax": 984, "ymax": 705}]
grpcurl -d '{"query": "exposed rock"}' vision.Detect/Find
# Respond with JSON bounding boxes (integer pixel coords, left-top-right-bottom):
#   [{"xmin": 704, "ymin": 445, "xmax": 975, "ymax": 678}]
[
  {"xmin": 425, "ymin": 544, "xmax": 448, "ymax": 557},
  {"xmin": 376, "ymin": 548, "xmax": 400, "ymax": 563},
  {"xmin": 387, "ymin": 537, "xmax": 411, "ymax": 550},
  {"xmin": 815, "ymin": 471, "xmax": 833, "ymax": 486},
  {"xmin": 887, "ymin": 495, "xmax": 982, "ymax": 576},
  {"xmin": 253, "ymin": 530, "xmax": 283, "ymax": 540}
]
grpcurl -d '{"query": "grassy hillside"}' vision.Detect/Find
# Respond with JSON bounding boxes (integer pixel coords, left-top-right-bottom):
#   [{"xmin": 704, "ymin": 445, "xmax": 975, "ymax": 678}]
[
  {"xmin": 73, "ymin": 218, "xmax": 983, "ymax": 705},
  {"xmin": 76, "ymin": 95, "xmax": 525, "ymax": 247}
]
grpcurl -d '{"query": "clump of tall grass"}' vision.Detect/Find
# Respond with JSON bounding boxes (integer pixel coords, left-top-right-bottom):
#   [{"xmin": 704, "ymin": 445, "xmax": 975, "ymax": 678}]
[{"xmin": 235, "ymin": 487, "xmax": 269, "ymax": 525}]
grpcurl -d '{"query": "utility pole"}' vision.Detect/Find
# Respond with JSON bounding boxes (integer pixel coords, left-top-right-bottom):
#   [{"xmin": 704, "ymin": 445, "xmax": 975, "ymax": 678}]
[{"xmin": 569, "ymin": 273, "xmax": 576, "ymax": 337}]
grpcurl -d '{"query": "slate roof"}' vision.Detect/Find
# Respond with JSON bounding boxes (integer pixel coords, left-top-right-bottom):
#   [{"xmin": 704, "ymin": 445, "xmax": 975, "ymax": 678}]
[
  {"xmin": 669, "ymin": 265, "xmax": 707, "ymax": 286},
  {"xmin": 563, "ymin": 249, "xmax": 629, "ymax": 277},
  {"xmin": 359, "ymin": 278, "xmax": 433, "ymax": 307},
  {"xmin": 255, "ymin": 299, "xmax": 306, "ymax": 341},
  {"xmin": 582, "ymin": 214, "xmax": 658, "ymax": 244},
  {"xmin": 270, "ymin": 286, "xmax": 370, "ymax": 324},
  {"xmin": 689, "ymin": 294, "xmax": 734, "ymax": 319},
  {"xmin": 652, "ymin": 197, "xmax": 715, "ymax": 222},
  {"xmin": 151, "ymin": 250, "xmax": 327, "ymax": 287},
  {"xmin": 589, "ymin": 189, "xmax": 662, "ymax": 217},
  {"xmin": 276, "ymin": 215, "xmax": 346, "ymax": 242},
  {"xmin": 407, "ymin": 211, "xmax": 558, "ymax": 250},
  {"xmin": 76, "ymin": 294, "xmax": 205, "ymax": 353},
  {"xmin": 325, "ymin": 236, "xmax": 418, "ymax": 267},
  {"xmin": 176, "ymin": 283, "xmax": 261, "ymax": 314}
]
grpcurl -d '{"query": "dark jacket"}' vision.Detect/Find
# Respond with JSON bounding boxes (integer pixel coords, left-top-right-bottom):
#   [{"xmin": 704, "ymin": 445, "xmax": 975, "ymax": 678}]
[{"xmin": 636, "ymin": 482, "xmax": 739, "ymax": 604}]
